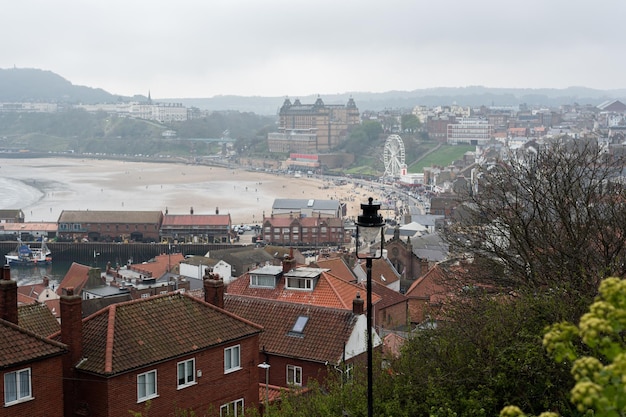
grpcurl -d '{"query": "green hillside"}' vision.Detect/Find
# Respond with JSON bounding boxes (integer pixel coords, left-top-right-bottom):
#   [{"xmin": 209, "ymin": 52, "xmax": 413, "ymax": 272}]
[{"xmin": 409, "ymin": 144, "xmax": 475, "ymax": 173}]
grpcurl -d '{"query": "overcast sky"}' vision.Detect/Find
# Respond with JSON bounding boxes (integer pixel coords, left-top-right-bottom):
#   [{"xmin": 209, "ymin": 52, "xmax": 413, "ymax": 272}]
[{"xmin": 3, "ymin": 0, "xmax": 625, "ymax": 99}]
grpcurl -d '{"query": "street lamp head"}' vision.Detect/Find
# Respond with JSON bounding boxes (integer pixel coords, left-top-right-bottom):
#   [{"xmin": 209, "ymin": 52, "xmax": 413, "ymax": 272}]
[{"xmin": 356, "ymin": 197, "xmax": 385, "ymax": 259}]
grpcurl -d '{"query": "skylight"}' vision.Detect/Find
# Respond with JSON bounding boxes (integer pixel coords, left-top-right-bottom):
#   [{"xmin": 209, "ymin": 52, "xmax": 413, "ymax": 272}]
[{"xmin": 291, "ymin": 315, "xmax": 309, "ymax": 334}]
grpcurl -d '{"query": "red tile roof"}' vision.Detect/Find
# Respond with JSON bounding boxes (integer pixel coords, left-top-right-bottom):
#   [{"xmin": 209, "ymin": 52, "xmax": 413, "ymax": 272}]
[
  {"xmin": 0, "ymin": 319, "xmax": 66, "ymax": 368},
  {"xmin": 0, "ymin": 222, "xmax": 57, "ymax": 232},
  {"xmin": 129, "ymin": 253, "xmax": 185, "ymax": 277},
  {"xmin": 354, "ymin": 258, "xmax": 401, "ymax": 286},
  {"xmin": 370, "ymin": 281, "xmax": 408, "ymax": 310},
  {"xmin": 312, "ymin": 257, "xmax": 356, "ymax": 282},
  {"xmin": 56, "ymin": 262, "xmax": 92, "ymax": 295},
  {"xmin": 259, "ymin": 383, "xmax": 306, "ymax": 404},
  {"xmin": 18, "ymin": 303, "xmax": 60, "ymax": 337},
  {"xmin": 162, "ymin": 214, "xmax": 231, "ymax": 226},
  {"xmin": 225, "ymin": 295, "xmax": 359, "ymax": 364},
  {"xmin": 75, "ymin": 292, "xmax": 262, "ymax": 376},
  {"xmin": 17, "ymin": 283, "xmax": 47, "ymax": 301},
  {"xmin": 226, "ymin": 267, "xmax": 380, "ymax": 310},
  {"xmin": 405, "ymin": 263, "xmax": 450, "ymax": 305}
]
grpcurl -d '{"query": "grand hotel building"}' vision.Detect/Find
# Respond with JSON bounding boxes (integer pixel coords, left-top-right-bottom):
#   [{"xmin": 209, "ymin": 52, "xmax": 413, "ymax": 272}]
[{"xmin": 268, "ymin": 96, "xmax": 360, "ymax": 153}]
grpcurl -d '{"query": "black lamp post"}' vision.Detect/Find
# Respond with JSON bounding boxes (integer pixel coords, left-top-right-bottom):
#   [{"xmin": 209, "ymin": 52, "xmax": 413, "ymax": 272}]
[{"xmin": 355, "ymin": 197, "xmax": 384, "ymax": 417}]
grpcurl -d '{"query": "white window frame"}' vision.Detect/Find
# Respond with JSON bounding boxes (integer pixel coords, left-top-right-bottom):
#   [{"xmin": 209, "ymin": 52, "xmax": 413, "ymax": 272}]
[
  {"xmin": 224, "ymin": 345, "xmax": 241, "ymax": 374},
  {"xmin": 250, "ymin": 274, "xmax": 275, "ymax": 288},
  {"xmin": 220, "ymin": 398, "xmax": 244, "ymax": 416},
  {"xmin": 137, "ymin": 370, "xmax": 158, "ymax": 402},
  {"xmin": 286, "ymin": 277, "xmax": 313, "ymax": 290},
  {"xmin": 4, "ymin": 368, "xmax": 32, "ymax": 406},
  {"xmin": 287, "ymin": 364, "xmax": 303, "ymax": 386},
  {"xmin": 344, "ymin": 363, "xmax": 354, "ymax": 383},
  {"xmin": 177, "ymin": 358, "xmax": 196, "ymax": 389}
]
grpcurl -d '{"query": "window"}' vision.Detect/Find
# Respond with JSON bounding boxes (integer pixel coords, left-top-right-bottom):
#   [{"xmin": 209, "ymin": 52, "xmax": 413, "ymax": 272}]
[
  {"xmin": 286, "ymin": 277, "xmax": 313, "ymax": 290},
  {"xmin": 177, "ymin": 359, "xmax": 196, "ymax": 389},
  {"xmin": 224, "ymin": 345, "xmax": 241, "ymax": 373},
  {"xmin": 288, "ymin": 315, "xmax": 309, "ymax": 337},
  {"xmin": 4, "ymin": 368, "xmax": 31, "ymax": 405},
  {"xmin": 137, "ymin": 370, "xmax": 157, "ymax": 402},
  {"xmin": 344, "ymin": 363, "xmax": 354, "ymax": 383},
  {"xmin": 220, "ymin": 398, "xmax": 244, "ymax": 416},
  {"xmin": 287, "ymin": 365, "xmax": 302, "ymax": 386},
  {"xmin": 250, "ymin": 274, "xmax": 276, "ymax": 288}
]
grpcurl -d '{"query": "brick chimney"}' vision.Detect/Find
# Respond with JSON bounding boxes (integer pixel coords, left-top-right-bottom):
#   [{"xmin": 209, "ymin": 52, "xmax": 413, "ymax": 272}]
[
  {"xmin": 0, "ymin": 265, "xmax": 18, "ymax": 324},
  {"xmin": 60, "ymin": 287, "xmax": 83, "ymax": 417},
  {"xmin": 352, "ymin": 291, "xmax": 364, "ymax": 315},
  {"xmin": 282, "ymin": 247, "xmax": 296, "ymax": 273},
  {"xmin": 203, "ymin": 271, "xmax": 224, "ymax": 309},
  {"xmin": 60, "ymin": 287, "xmax": 83, "ymax": 370},
  {"xmin": 420, "ymin": 259, "xmax": 430, "ymax": 277}
]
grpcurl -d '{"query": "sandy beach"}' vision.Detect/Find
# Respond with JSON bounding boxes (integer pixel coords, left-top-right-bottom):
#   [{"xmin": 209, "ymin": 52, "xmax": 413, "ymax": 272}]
[{"xmin": 0, "ymin": 157, "xmax": 384, "ymax": 225}]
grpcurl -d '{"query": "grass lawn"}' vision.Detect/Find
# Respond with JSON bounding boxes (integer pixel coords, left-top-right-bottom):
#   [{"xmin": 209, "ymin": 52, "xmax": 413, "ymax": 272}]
[{"xmin": 409, "ymin": 144, "xmax": 475, "ymax": 173}]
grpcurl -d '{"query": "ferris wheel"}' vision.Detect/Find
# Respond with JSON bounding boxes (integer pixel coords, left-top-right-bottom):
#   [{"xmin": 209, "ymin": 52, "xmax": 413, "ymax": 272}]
[{"xmin": 383, "ymin": 134, "xmax": 406, "ymax": 178}]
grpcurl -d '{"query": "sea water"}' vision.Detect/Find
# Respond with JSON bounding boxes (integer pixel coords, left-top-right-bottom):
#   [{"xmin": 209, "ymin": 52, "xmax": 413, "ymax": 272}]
[{"xmin": 0, "ymin": 177, "xmax": 43, "ymax": 211}]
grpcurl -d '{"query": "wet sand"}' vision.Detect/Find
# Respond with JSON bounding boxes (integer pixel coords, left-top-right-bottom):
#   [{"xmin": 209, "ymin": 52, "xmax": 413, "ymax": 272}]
[{"xmin": 0, "ymin": 158, "xmax": 384, "ymax": 225}]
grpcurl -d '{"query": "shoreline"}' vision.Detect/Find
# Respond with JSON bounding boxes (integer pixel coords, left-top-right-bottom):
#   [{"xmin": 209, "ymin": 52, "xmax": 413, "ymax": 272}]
[{"xmin": 0, "ymin": 157, "xmax": 385, "ymax": 225}]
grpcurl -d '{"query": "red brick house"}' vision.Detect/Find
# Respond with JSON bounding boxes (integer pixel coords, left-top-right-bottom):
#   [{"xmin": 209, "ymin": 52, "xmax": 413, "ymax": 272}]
[
  {"xmin": 0, "ymin": 266, "xmax": 67, "ymax": 417},
  {"xmin": 405, "ymin": 263, "xmax": 450, "ymax": 325},
  {"xmin": 369, "ymin": 281, "xmax": 409, "ymax": 332},
  {"xmin": 261, "ymin": 215, "xmax": 350, "ymax": 247},
  {"xmin": 223, "ymin": 293, "xmax": 376, "ymax": 391},
  {"xmin": 53, "ymin": 283, "xmax": 263, "ymax": 417}
]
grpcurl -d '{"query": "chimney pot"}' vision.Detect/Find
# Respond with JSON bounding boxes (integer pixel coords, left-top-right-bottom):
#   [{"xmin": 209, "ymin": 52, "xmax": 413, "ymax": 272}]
[
  {"xmin": 203, "ymin": 273, "xmax": 224, "ymax": 309},
  {"xmin": 353, "ymin": 291, "xmax": 364, "ymax": 315}
]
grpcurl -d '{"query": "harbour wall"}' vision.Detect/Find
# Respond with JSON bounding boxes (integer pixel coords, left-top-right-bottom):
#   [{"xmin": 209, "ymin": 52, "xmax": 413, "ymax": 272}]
[{"xmin": 0, "ymin": 242, "xmax": 233, "ymax": 266}]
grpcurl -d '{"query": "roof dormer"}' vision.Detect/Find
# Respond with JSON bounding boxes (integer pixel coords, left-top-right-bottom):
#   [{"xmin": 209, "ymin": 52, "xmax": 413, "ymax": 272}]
[
  {"xmin": 249, "ymin": 265, "xmax": 283, "ymax": 289},
  {"xmin": 284, "ymin": 267, "xmax": 326, "ymax": 291}
]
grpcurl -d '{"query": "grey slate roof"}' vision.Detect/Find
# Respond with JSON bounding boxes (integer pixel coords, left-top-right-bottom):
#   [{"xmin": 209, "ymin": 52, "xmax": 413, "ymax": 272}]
[
  {"xmin": 58, "ymin": 210, "xmax": 163, "ymax": 224},
  {"xmin": 410, "ymin": 232, "xmax": 449, "ymax": 262}
]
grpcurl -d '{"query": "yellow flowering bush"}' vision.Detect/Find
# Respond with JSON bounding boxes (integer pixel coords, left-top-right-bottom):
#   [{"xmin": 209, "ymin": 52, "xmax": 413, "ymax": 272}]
[{"xmin": 505, "ymin": 277, "xmax": 626, "ymax": 416}]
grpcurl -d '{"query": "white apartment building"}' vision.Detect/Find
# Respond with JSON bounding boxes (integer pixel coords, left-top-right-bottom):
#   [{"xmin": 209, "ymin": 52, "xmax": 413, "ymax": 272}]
[
  {"xmin": 75, "ymin": 102, "xmax": 188, "ymax": 123},
  {"xmin": 447, "ymin": 118, "xmax": 493, "ymax": 145}
]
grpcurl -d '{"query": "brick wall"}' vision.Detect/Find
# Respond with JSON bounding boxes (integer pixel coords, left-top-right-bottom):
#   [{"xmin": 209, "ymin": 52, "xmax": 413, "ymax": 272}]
[
  {"xmin": 376, "ymin": 300, "xmax": 408, "ymax": 330},
  {"xmin": 77, "ymin": 335, "xmax": 260, "ymax": 417},
  {"xmin": 0, "ymin": 356, "xmax": 65, "ymax": 417},
  {"xmin": 261, "ymin": 354, "xmax": 328, "ymax": 389}
]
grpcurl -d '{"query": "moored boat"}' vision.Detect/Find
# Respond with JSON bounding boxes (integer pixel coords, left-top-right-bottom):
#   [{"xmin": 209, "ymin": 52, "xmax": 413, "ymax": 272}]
[{"xmin": 5, "ymin": 239, "xmax": 52, "ymax": 266}]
